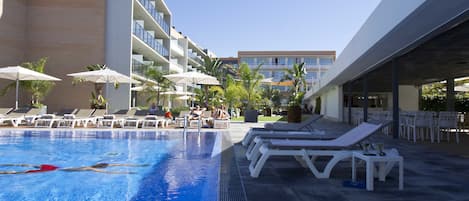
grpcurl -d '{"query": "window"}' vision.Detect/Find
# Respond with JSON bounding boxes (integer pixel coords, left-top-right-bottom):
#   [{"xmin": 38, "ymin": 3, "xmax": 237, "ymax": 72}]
[
  {"xmin": 304, "ymin": 57, "xmax": 318, "ymax": 66},
  {"xmin": 287, "ymin": 57, "xmax": 300, "ymax": 65},
  {"xmin": 259, "ymin": 70, "xmax": 272, "ymax": 78},
  {"xmin": 277, "ymin": 57, "xmax": 287, "ymax": 65},
  {"xmin": 257, "ymin": 57, "xmax": 272, "ymax": 65},
  {"xmin": 319, "ymin": 57, "xmax": 333, "ymax": 65},
  {"xmin": 273, "ymin": 57, "xmax": 279, "ymax": 65},
  {"xmin": 305, "ymin": 71, "xmax": 317, "ymax": 81},
  {"xmin": 240, "ymin": 57, "xmax": 256, "ymax": 65}
]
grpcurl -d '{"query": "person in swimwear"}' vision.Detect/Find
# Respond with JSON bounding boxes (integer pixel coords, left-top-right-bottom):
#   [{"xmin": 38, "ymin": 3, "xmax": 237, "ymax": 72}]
[{"xmin": 0, "ymin": 163, "xmax": 148, "ymax": 174}]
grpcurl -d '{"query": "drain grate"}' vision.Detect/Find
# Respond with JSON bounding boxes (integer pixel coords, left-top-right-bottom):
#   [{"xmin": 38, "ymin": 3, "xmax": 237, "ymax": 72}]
[{"xmin": 219, "ymin": 134, "xmax": 248, "ymax": 201}]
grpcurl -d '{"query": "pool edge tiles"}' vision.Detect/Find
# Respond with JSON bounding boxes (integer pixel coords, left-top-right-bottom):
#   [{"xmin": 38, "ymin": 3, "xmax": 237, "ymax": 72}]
[{"xmin": 0, "ymin": 130, "xmax": 223, "ymax": 201}]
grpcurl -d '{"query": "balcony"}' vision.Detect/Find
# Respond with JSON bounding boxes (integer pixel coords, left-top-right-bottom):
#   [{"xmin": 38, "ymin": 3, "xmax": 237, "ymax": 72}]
[
  {"xmin": 169, "ymin": 62, "xmax": 184, "ymax": 73},
  {"xmin": 136, "ymin": 0, "xmax": 170, "ymax": 36},
  {"xmin": 170, "ymin": 40, "xmax": 184, "ymax": 57},
  {"xmin": 188, "ymin": 51, "xmax": 204, "ymax": 65},
  {"xmin": 133, "ymin": 21, "xmax": 169, "ymax": 57}
]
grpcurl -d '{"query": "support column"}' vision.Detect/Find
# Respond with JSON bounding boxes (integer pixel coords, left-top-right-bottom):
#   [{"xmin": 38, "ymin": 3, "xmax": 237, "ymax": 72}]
[
  {"xmin": 363, "ymin": 75, "xmax": 368, "ymax": 122},
  {"xmin": 348, "ymin": 82, "xmax": 352, "ymax": 125},
  {"xmin": 446, "ymin": 78, "xmax": 455, "ymax": 111},
  {"xmin": 392, "ymin": 59, "xmax": 399, "ymax": 139}
]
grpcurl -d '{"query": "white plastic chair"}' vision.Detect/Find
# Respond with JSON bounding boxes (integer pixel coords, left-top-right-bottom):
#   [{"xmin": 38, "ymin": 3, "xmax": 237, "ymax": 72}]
[{"xmin": 437, "ymin": 111, "xmax": 459, "ymax": 143}]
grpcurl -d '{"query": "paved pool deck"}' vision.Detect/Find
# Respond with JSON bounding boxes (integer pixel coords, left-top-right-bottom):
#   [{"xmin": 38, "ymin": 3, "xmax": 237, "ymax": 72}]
[{"xmin": 226, "ymin": 119, "xmax": 469, "ymax": 201}]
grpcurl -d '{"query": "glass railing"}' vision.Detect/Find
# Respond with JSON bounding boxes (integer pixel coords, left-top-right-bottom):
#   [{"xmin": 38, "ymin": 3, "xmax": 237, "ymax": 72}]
[
  {"xmin": 137, "ymin": 0, "xmax": 170, "ymax": 35},
  {"xmin": 188, "ymin": 51, "xmax": 204, "ymax": 64},
  {"xmin": 132, "ymin": 59, "xmax": 147, "ymax": 77},
  {"xmin": 133, "ymin": 21, "xmax": 169, "ymax": 57}
]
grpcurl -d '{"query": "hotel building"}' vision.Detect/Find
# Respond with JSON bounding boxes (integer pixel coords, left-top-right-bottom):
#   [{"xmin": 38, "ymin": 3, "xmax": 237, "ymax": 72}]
[
  {"xmin": 221, "ymin": 51, "xmax": 335, "ymax": 106},
  {"xmin": 0, "ymin": 0, "xmax": 210, "ymax": 112}
]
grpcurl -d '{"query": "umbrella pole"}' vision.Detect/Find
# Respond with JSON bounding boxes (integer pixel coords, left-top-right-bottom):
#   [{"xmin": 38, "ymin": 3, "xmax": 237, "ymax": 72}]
[
  {"xmin": 105, "ymin": 79, "xmax": 108, "ymax": 113},
  {"xmin": 15, "ymin": 77, "xmax": 19, "ymax": 109}
]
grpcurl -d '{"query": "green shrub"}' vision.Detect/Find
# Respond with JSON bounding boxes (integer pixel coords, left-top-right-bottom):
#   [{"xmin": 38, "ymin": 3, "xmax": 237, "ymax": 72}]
[{"xmin": 170, "ymin": 106, "xmax": 190, "ymax": 117}]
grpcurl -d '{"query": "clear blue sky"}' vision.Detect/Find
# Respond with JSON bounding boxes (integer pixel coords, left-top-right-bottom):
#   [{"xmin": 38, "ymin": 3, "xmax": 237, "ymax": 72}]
[{"xmin": 165, "ymin": 0, "xmax": 381, "ymax": 58}]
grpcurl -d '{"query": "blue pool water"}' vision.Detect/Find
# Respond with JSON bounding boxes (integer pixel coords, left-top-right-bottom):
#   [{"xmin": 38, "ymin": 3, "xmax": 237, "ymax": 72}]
[{"xmin": 0, "ymin": 130, "xmax": 221, "ymax": 201}]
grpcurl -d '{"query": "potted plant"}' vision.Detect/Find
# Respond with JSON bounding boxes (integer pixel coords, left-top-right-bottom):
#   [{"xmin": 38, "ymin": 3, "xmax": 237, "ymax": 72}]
[
  {"xmin": 283, "ymin": 62, "xmax": 307, "ymax": 123},
  {"xmin": 238, "ymin": 63, "xmax": 264, "ymax": 122},
  {"xmin": 1, "ymin": 57, "xmax": 55, "ymax": 113}
]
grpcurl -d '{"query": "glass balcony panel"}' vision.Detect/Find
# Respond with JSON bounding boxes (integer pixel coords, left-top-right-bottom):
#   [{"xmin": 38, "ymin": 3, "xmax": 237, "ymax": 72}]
[
  {"xmin": 133, "ymin": 21, "xmax": 169, "ymax": 57},
  {"xmin": 137, "ymin": 0, "xmax": 170, "ymax": 35}
]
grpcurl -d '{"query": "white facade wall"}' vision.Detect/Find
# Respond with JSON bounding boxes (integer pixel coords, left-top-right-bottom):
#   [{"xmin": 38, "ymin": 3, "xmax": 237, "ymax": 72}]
[
  {"xmin": 105, "ymin": 0, "xmax": 133, "ymax": 111},
  {"xmin": 320, "ymin": 86, "xmax": 343, "ymax": 121}
]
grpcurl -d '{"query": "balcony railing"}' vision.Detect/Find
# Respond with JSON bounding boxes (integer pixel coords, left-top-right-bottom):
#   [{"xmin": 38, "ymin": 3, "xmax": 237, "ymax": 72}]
[
  {"xmin": 137, "ymin": 0, "xmax": 170, "ymax": 36},
  {"xmin": 188, "ymin": 51, "xmax": 204, "ymax": 64},
  {"xmin": 133, "ymin": 21, "xmax": 169, "ymax": 57},
  {"xmin": 132, "ymin": 59, "xmax": 147, "ymax": 77}
]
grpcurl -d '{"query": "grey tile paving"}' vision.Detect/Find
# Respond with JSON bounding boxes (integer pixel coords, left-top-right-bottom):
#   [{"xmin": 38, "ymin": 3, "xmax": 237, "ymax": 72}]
[{"xmin": 226, "ymin": 119, "xmax": 469, "ymax": 201}]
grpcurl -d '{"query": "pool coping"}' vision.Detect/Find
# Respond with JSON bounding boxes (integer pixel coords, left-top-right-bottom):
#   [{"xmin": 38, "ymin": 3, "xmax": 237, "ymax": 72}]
[{"xmin": 219, "ymin": 131, "xmax": 248, "ymax": 201}]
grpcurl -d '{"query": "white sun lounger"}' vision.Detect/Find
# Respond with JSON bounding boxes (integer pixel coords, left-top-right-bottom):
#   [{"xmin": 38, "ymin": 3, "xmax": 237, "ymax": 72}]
[
  {"xmin": 248, "ymin": 122, "xmax": 383, "ymax": 179},
  {"xmin": 56, "ymin": 109, "xmax": 95, "ymax": 128},
  {"xmin": 141, "ymin": 115, "xmax": 165, "ymax": 128},
  {"xmin": 245, "ymin": 132, "xmax": 333, "ymax": 160},
  {"xmin": 98, "ymin": 109, "xmax": 138, "ymax": 128},
  {"xmin": 0, "ymin": 108, "xmax": 41, "ymax": 127},
  {"xmin": 34, "ymin": 114, "xmax": 56, "ymax": 128},
  {"xmin": 241, "ymin": 115, "xmax": 323, "ymax": 146}
]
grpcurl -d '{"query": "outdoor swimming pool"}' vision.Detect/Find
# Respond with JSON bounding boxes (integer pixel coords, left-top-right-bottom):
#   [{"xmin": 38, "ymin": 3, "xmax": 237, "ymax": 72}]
[{"xmin": 0, "ymin": 130, "xmax": 221, "ymax": 201}]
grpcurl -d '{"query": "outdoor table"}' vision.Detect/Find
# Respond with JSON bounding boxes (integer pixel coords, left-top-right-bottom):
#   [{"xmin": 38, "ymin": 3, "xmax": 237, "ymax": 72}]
[{"xmin": 352, "ymin": 148, "xmax": 404, "ymax": 191}]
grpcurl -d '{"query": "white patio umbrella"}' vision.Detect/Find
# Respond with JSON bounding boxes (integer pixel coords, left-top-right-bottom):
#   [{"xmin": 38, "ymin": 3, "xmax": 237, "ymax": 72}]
[
  {"xmin": 67, "ymin": 68, "xmax": 139, "ymax": 111},
  {"xmin": 161, "ymin": 91, "xmax": 195, "ymax": 96},
  {"xmin": 164, "ymin": 71, "xmax": 220, "ymax": 85},
  {"xmin": 0, "ymin": 66, "xmax": 61, "ymax": 109},
  {"xmin": 131, "ymin": 85, "xmax": 160, "ymax": 91},
  {"xmin": 177, "ymin": 95, "xmax": 194, "ymax": 100},
  {"xmin": 164, "ymin": 72, "xmax": 220, "ymax": 107}
]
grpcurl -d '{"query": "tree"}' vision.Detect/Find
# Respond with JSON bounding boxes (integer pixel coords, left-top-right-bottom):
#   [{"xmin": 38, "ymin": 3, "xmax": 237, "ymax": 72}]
[
  {"xmin": 283, "ymin": 62, "xmax": 307, "ymax": 107},
  {"xmin": 207, "ymin": 86, "xmax": 225, "ymax": 107},
  {"xmin": 261, "ymin": 86, "xmax": 281, "ymax": 111},
  {"xmin": 225, "ymin": 76, "xmax": 246, "ymax": 109},
  {"xmin": 238, "ymin": 63, "xmax": 264, "ymax": 110},
  {"xmin": 194, "ymin": 56, "xmax": 223, "ymax": 107},
  {"xmin": 1, "ymin": 57, "xmax": 55, "ymax": 108},
  {"xmin": 142, "ymin": 67, "xmax": 175, "ymax": 106}
]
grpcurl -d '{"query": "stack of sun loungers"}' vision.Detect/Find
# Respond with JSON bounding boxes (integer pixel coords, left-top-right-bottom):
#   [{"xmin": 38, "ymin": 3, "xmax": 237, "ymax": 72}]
[
  {"xmin": 245, "ymin": 122, "xmax": 388, "ymax": 179},
  {"xmin": 241, "ymin": 114, "xmax": 324, "ymax": 147}
]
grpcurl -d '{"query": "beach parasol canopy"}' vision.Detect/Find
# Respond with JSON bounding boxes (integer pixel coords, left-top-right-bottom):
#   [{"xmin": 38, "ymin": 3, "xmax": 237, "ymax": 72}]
[
  {"xmin": 67, "ymin": 68, "xmax": 139, "ymax": 84},
  {"xmin": 164, "ymin": 71, "xmax": 220, "ymax": 85},
  {"xmin": 161, "ymin": 91, "xmax": 195, "ymax": 96},
  {"xmin": 67, "ymin": 68, "xmax": 139, "ymax": 111},
  {"xmin": 0, "ymin": 66, "xmax": 61, "ymax": 109}
]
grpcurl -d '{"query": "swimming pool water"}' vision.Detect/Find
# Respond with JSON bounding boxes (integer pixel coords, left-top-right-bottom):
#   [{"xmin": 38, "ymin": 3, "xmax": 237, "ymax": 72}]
[{"xmin": 0, "ymin": 130, "xmax": 221, "ymax": 201}]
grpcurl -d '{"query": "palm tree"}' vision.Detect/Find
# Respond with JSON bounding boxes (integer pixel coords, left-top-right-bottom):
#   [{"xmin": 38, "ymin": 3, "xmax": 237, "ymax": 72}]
[
  {"xmin": 225, "ymin": 76, "xmax": 245, "ymax": 109},
  {"xmin": 283, "ymin": 62, "xmax": 307, "ymax": 107},
  {"xmin": 142, "ymin": 67, "xmax": 175, "ymax": 106},
  {"xmin": 194, "ymin": 56, "xmax": 224, "ymax": 107},
  {"xmin": 283, "ymin": 62, "xmax": 307, "ymax": 122},
  {"xmin": 1, "ymin": 57, "xmax": 55, "ymax": 108},
  {"xmin": 238, "ymin": 63, "xmax": 264, "ymax": 110}
]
